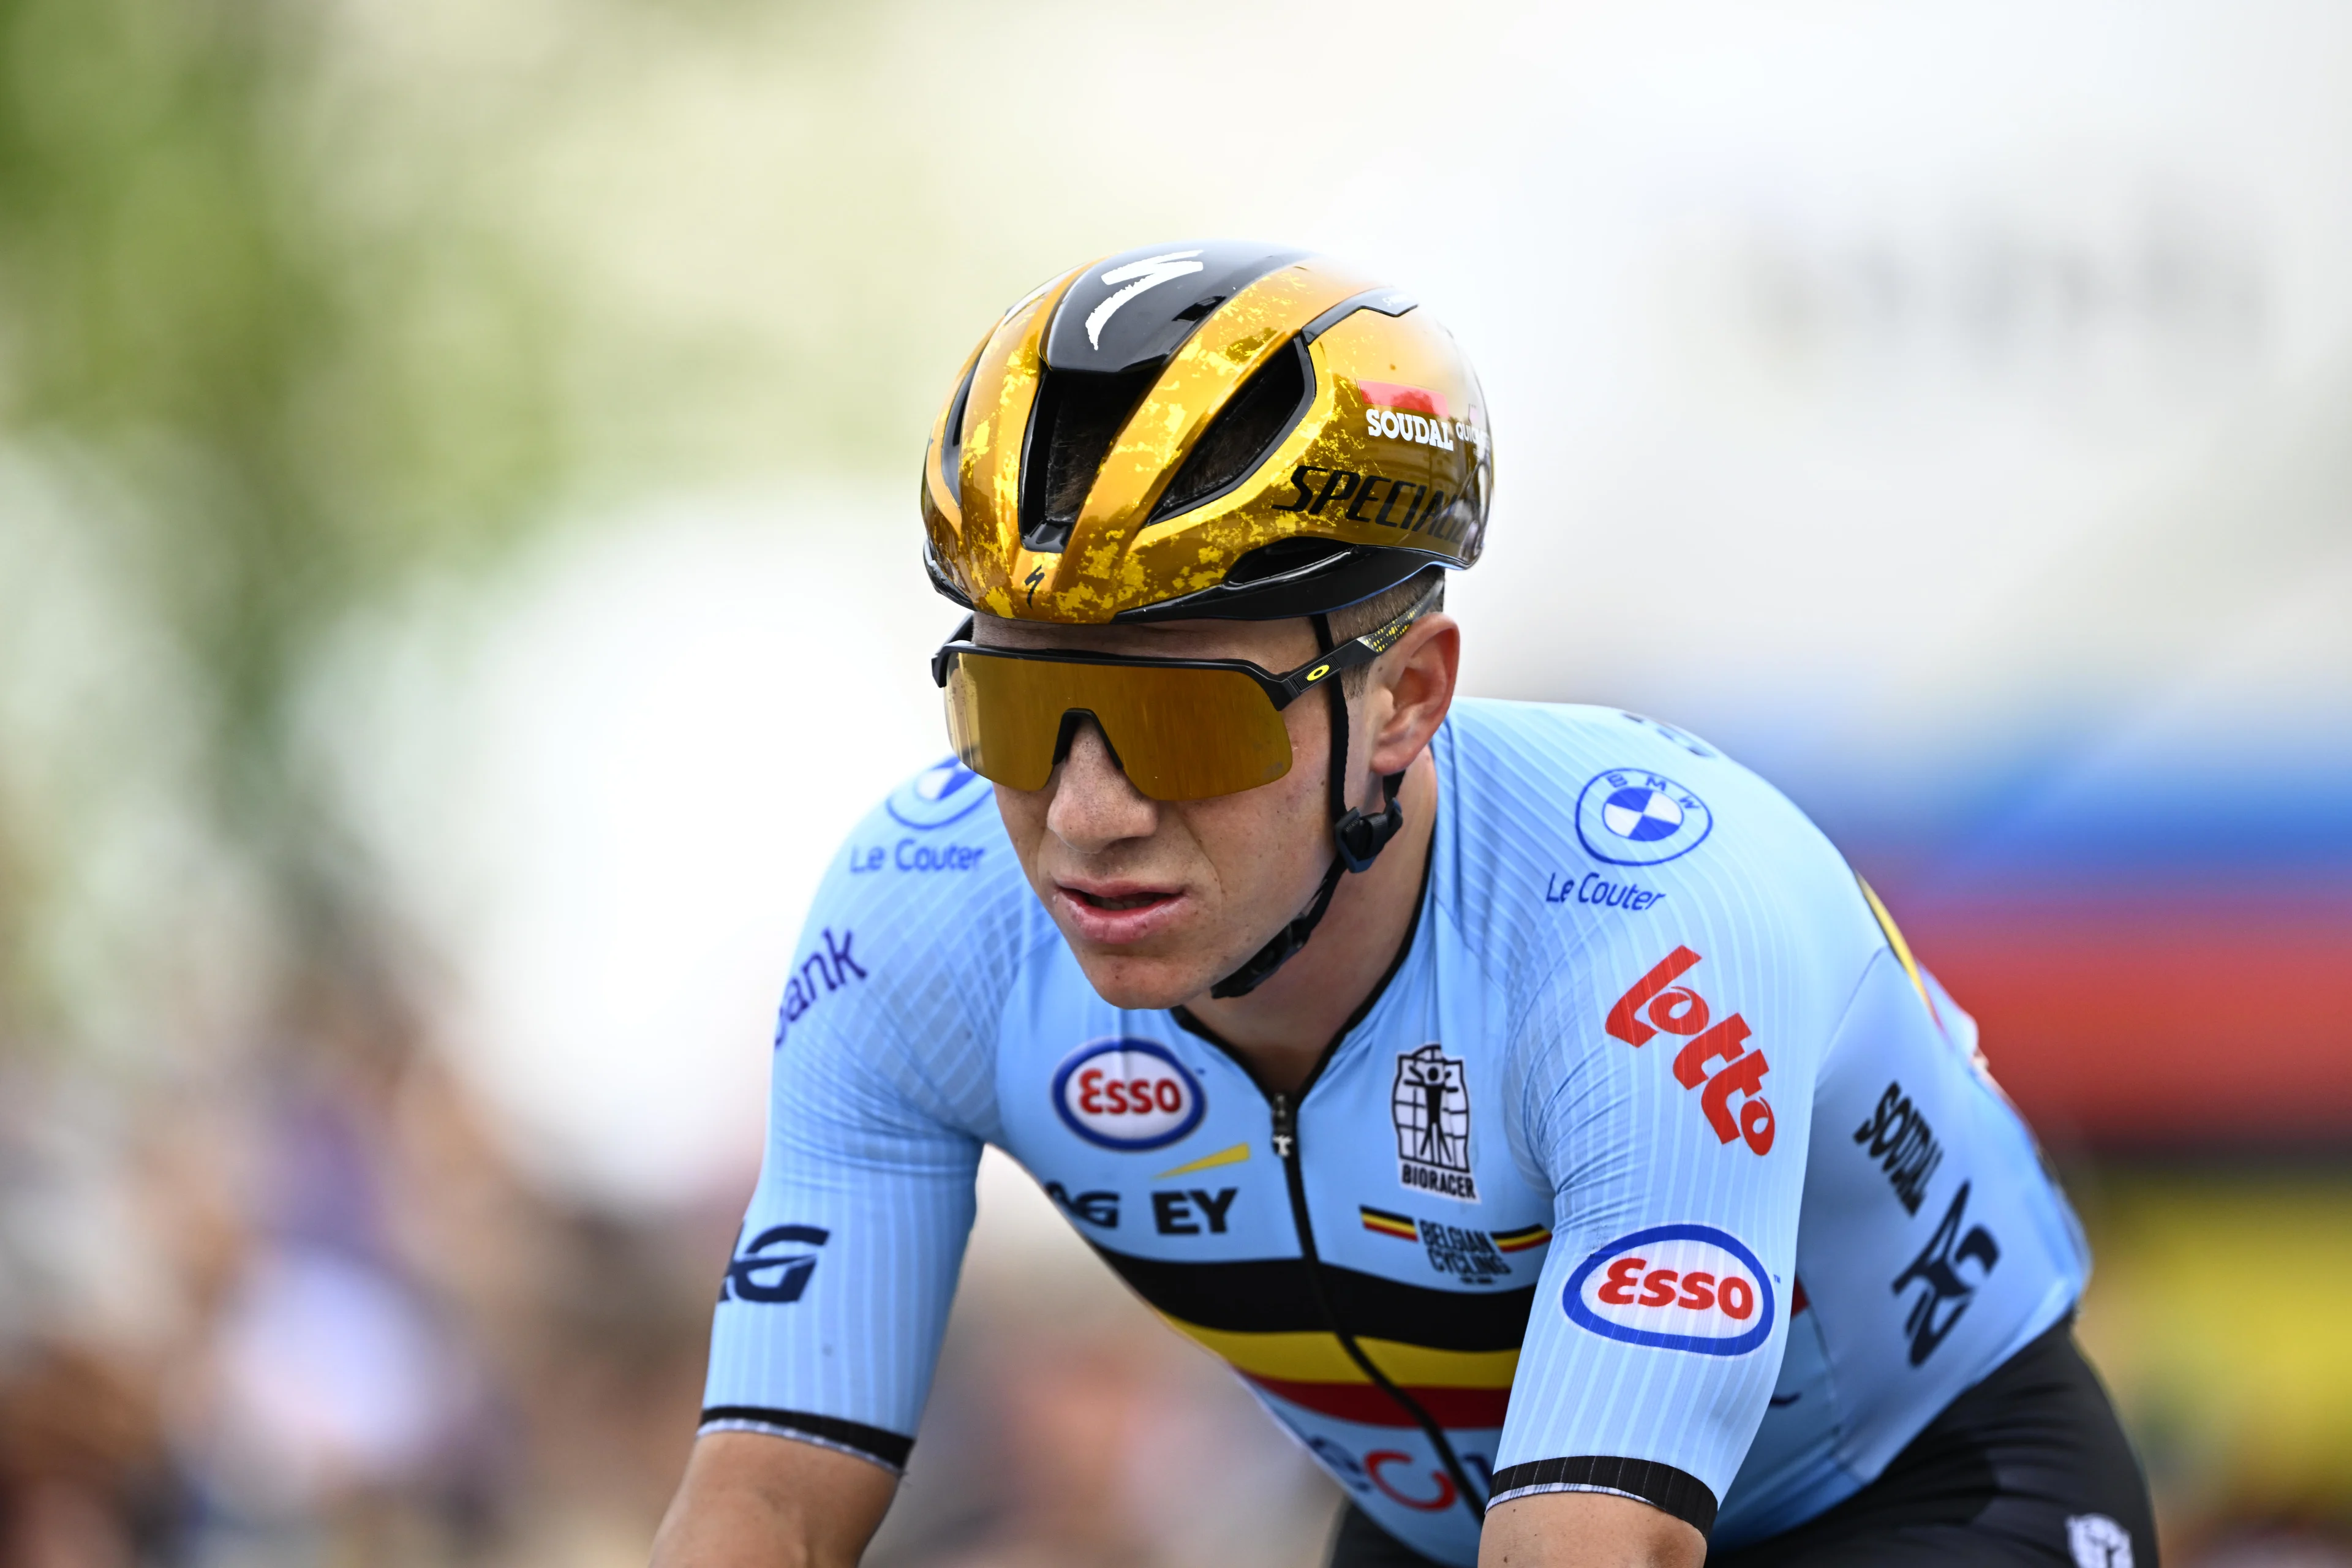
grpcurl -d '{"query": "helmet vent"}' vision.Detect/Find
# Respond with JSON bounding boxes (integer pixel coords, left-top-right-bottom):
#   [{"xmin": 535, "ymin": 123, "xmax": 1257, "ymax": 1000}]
[
  {"xmin": 1147, "ymin": 338, "xmax": 1313, "ymax": 524},
  {"xmin": 1224, "ymin": 536, "xmax": 1351, "ymax": 584},
  {"xmin": 937, "ymin": 357, "xmax": 978, "ymax": 505},
  {"xmin": 1020, "ymin": 364, "xmax": 1161, "ymax": 553}
]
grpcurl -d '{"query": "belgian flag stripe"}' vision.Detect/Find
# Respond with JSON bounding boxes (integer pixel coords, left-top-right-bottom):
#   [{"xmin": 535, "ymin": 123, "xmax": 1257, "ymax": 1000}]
[
  {"xmin": 1245, "ymin": 1372, "xmax": 1510, "ymax": 1430},
  {"xmin": 1086, "ymin": 1242, "xmax": 1536, "ymax": 1349}
]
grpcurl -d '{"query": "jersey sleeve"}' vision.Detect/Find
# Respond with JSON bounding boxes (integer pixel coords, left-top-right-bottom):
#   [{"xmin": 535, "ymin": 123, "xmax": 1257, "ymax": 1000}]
[
  {"xmin": 1491, "ymin": 929, "xmax": 1837, "ymax": 1539},
  {"xmin": 699, "ymin": 805, "xmax": 1016, "ymax": 1473}
]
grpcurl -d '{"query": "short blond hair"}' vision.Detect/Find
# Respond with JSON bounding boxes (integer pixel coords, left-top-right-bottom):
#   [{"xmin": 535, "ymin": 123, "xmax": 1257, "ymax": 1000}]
[{"xmin": 1327, "ymin": 568, "xmax": 1446, "ymax": 695}]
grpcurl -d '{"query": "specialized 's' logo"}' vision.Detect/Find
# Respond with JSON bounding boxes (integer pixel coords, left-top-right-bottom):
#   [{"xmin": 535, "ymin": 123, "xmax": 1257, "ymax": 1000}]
[
  {"xmin": 1085, "ymin": 249, "xmax": 1204, "ymax": 350},
  {"xmin": 1564, "ymin": 1224, "xmax": 1774, "ymax": 1355},
  {"xmin": 1605, "ymin": 946, "xmax": 1776, "ymax": 1155},
  {"xmin": 886, "ymin": 756, "xmax": 992, "ymax": 830},
  {"xmin": 720, "ymin": 1224, "xmax": 829, "ymax": 1304},
  {"xmin": 1052, "ymin": 1039, "xmax": 1204, "ymax": 1151},
  {"xmin": 1390, "ymin": 1044, "xmax": 1477, "ymax": 1201},
  {"xmin": 1575, "ymin": 769, "xmax": 1713, "ymax": 866}
]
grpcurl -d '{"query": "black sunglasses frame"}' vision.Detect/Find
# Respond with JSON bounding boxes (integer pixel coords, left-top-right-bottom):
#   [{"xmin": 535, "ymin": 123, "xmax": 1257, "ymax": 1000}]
[{"xmin": 929, "ymin": 577, "xmax": 1442, "ymax": 706}]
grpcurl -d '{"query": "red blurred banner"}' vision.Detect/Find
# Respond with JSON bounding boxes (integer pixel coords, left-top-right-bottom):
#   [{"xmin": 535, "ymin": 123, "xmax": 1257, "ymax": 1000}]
[{"xmin": 1901, "ymin": 895, "xmax": 2352, "ymax": 1145}]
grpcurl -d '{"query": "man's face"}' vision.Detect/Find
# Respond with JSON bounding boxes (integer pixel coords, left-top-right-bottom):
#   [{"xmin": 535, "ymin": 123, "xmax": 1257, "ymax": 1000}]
[{"xmin": 976, "ymin": 613, "xmax": 1341, "ymax": 1011}]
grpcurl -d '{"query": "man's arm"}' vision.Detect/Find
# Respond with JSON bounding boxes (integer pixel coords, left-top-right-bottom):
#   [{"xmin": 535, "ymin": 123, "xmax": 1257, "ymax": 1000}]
[
  {"xmin": 1478, "ymin": 1492, "xmax": 1704, "ymax": 1568},
  {"xmin": 1489, "ymin": 913, "xmax": 1833, "ymax": 1558},
  {"xmin": 668, "ymin": 805, "xmax": 1008, "ymax": 1562},
  {"xmin": 651, "ymin": 1433, "xmax": 896, "ymax": 1568}
]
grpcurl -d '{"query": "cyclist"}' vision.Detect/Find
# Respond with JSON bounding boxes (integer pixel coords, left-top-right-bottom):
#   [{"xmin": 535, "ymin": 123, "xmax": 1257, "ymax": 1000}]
[{"xmin": 651, "ymin": 243, "xmax": 2156, "ymax": 1567}]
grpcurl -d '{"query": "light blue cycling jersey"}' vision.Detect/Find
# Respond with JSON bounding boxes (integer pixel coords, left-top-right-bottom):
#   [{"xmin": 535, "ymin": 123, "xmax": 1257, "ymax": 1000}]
[{"xmin": 702, "ymin": 699, "xmax": 2088, "ymax": 1561}]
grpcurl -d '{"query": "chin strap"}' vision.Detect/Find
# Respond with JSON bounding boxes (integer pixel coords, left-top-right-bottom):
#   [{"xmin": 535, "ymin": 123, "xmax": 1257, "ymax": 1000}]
[{"xmin": 1211, "ymin": 614, "xmax": 1408, "ymax": 1000}]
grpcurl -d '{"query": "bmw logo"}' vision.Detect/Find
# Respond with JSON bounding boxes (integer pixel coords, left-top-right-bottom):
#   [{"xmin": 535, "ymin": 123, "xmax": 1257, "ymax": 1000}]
[
  {"xmin": 886, "ymin": 756, "xmax": 993, "ymax": 830},
  {"xmin": 1575, "ymin": 769, "xmax": 1713, "ymax": 866}
]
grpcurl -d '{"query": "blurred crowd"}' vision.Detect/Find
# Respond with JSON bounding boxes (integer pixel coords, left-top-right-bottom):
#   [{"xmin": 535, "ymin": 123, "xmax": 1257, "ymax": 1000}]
[
  {"xmin": 0, "ymin": 963, "xmax": 720, "ymax": 1567},
  {"xmin": 0, "ymin": 957, "xmax": 1337, "ymax": 1568}
]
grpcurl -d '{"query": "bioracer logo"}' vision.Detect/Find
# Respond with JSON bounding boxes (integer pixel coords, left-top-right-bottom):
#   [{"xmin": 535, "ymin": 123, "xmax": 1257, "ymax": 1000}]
[
  {"xmin": 1564, "ymin": 1224, "xmax": 1775, "ymax": 1355},
  {"xmin": 1052, "ymin": 1039, "xmax": 1205, "ymax": 1152},
  {"xmin": 1391, "ymin": 1044, "xmax": 1477, "ymax": 1202}
]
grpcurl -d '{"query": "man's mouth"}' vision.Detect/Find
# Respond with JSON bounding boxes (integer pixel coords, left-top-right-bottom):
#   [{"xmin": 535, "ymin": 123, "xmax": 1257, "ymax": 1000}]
[
  {"xmin": 1065, "ymin": 886, "xmax": 1174, "ymax": 912},
  {"xmin": 1052, "ymin": 880, "xmax": 1187, "ymax": 944}
]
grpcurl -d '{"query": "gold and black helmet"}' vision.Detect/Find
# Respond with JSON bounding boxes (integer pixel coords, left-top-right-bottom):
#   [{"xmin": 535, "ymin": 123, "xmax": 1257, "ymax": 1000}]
[{"xmin": 921, "ymin": 241, "xmax": 1491, "ymax": 624}]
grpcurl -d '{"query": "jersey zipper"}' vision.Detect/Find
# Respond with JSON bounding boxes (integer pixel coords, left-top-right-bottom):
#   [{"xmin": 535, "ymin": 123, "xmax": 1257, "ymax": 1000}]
[
  {"xmin": 1267, "ymin": 1084, "xmax": 1489, "ymax": 1525},
  {"xmin": 1170, "ymin": 848, "xmax": 1483, "ymax": 1521}
]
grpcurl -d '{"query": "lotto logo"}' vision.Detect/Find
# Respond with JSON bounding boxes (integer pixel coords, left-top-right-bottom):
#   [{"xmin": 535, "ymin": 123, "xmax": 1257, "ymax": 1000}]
[
  {"xmin": 1564, "ymin": 1224, "xmax": 1774, "ymax": 1355},
  {"xmin": 1052, "ymin": 1039, "xmax": 1205, "ymax": 1152},
  {"xmin": 1605, "ymin": 946, "xmax": 1775, "ymax": 1155}
]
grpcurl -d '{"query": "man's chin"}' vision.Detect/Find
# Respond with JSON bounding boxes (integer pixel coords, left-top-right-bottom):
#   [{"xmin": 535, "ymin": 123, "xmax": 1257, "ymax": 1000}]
[{"xmin": 1066, "ymin": 946, "xmax": 1234, "ymax": 1014}]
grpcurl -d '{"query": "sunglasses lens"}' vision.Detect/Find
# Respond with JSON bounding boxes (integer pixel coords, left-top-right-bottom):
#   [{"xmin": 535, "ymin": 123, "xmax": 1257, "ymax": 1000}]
[{"xmin": 942, "ymin": 652, "xmax": 1294, "ymax": 801}]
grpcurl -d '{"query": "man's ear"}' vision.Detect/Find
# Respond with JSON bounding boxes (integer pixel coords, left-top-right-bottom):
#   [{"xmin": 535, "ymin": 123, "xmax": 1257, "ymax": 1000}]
[{"xmin": 1365, "ymin": 614, "xmax": 1460, "ymax": 776}]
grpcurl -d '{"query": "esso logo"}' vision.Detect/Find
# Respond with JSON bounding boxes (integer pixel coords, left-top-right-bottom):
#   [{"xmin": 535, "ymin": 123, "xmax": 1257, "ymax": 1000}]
[
  {"xmin": 1052, "ymin": 1039, "xmax": 1204, "ymax": 1151},
  {"xmin": 1563, "ymin": 1224, "xmax": 1774, "ymax": 1356}
]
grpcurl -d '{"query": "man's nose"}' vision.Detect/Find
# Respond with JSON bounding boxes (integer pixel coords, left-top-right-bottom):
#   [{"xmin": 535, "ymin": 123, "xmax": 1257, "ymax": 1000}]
[{"xmin": 1046, "ymin": 718, "xmax": 1158, "ymax": 853}]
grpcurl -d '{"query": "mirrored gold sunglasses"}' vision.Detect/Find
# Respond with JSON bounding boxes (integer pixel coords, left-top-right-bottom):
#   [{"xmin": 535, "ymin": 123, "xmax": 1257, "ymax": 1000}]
[{"xmin": 929, "ymin": 582, "xmax": 1438, "ymax": 802}]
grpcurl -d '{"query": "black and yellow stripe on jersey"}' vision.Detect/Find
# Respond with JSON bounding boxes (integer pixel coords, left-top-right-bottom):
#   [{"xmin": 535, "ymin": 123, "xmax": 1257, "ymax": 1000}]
[{"xmin": 1088, "ymin": 1245, "xmax": 1534, "ymax": 1427}]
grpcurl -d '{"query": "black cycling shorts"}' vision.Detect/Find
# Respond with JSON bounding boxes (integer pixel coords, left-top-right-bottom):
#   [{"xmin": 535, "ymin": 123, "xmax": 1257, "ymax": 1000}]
[{"xmin": 1325, "ymin": 1317, "xmax": 2156, "ymax": 1567}]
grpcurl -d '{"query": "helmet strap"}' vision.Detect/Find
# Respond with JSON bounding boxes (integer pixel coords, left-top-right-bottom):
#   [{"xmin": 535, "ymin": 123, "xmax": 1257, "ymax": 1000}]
[{"xmin": 1209, "ymin": 614, "xmax": 1408, "ymax": 1000}]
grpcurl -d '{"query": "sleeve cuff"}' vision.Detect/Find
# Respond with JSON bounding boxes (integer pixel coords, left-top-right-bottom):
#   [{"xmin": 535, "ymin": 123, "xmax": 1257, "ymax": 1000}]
[
  {"xmin": 1487, "ymin": 1455, "xmax": 1717, "ymax": 1539},
  {"xmin": 698, "ymin": 1406, "xmax": 914, "ymax": 1474}
]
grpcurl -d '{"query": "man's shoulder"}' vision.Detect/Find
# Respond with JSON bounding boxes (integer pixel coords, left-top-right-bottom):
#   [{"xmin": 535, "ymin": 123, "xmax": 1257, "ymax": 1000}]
[
  {"xmin": 776, "ymin": 758, "xmax": 1044, "ymax": 1046},
  {"xmin": 842, "ymin": 756, "xmax": 1021, "ymax": 884},
  {"xmin": 1438, "ymin": 700, "xmax": 1878, "ymax": 994},
  {"xmin": 1442, "ymin": 698, "xmax": 1830, "ymax": 870}
]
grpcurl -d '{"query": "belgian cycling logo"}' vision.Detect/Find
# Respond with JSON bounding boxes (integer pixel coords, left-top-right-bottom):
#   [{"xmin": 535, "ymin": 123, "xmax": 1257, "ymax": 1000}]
[
  {"xmin": 1605, "ymin": 946, "xmax": 1776, "ymax": 1156},
  {"xmin": 1575, "ymin": 768, "xmax": 1713, "ymax": 867},
  {"xmin": 1362, "ymin": 1207, "xmax": 1514, "ymax": 1284},
  {"xmin": 720, "ymin": 1224, "xmax": 829, "ymax": 1305},
  {"xmin": 1052, "ymin": 1039, "xmax": 1205, "ymax": 1152},
  {"xmin": 1891, "ymin": 1180, "xmax": 2000, "ymax": 1365},
  {"xmin": 1391, "ymin": 1044, "xmax": 1477, "ymax": 1202},
  {"xmin": 1563, "ymin": 1224, "xmax": 1774, "ymax": 1355},
  {"xmin": 885, "ymin": 756, "xmax": 992, "ymax": 831}
]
